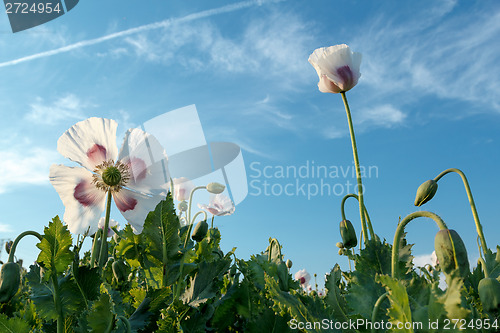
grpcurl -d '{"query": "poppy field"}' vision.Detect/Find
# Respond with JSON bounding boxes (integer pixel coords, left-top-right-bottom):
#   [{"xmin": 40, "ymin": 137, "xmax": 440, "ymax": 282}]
[{"xmin": 1, "ymin": 45, "xmax": 499, "ymax": 333}]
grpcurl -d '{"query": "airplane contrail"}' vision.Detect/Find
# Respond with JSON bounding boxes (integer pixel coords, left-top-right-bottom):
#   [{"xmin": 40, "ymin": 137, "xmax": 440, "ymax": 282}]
[{"xmin": 0, "ymin": 0, "xmax": 274, "ymax": 68}]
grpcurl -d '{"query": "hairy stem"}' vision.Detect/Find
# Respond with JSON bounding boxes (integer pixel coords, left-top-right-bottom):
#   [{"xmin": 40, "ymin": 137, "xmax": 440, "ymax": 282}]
[
  {"xmin": 8, "ymin": 230, "xmax": 43, "ymax": 263},
  {"xmin": 434, "ymin": 168, "xmax": 488, "ymax": 256},
  {"xmin": 341, "ymin": 92, "xmax": 374, "ymax": 242},
  {"xmin": 391, "ymin": 211, "xmax": 447, "ymax": 278}
]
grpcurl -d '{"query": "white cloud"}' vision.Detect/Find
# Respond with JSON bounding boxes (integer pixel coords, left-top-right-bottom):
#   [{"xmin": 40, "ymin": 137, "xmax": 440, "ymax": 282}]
[
  {"xmin": 25, "ymin": 94, "xmax": 88, "ymax": 125},
  {"xmin": 119, "ymin": 10, "xmax": 313, "ymax": 85},
  {"xmin": 0, "ymin": 146, "xmax": 60, "ymax": 194},
  {"xmin": 357, "ymin": 105, "xmax": 406, "ymax": 128},
  {"xmin": 352, "ymin": 3, "xmax": 500, "ymax": 113},
  {"xmin": 0, "ymin": 0, "xmax": 279, "ymax": 68},
  {"xmin": 0, "ymin": 224, "xmax": 13, "ymax": 233}
]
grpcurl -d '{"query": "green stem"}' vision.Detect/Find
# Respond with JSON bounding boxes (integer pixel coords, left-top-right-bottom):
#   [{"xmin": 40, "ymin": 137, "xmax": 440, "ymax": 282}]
[
  {"xmin": 8, "ymin": 230, "xmax": 43, "ymax": 263},
  {"xmin": 340, "ymin": 193, "xmax": 375, "ymax": 239},
  {"xmin": 433, "ymin": 168, "xmax": 488, "ymax": 256},
  {"xmin": 184, "ymin": 186, "xmax": 207, "ymax": 248},
  {"xmin": 371, "ymin": 292, "xmax": 389, "ymax": 333},
  {"xmin": 391, "ymin": 211, "xmax": 448, "ymax": 278},
  {"xmin": 51, "ymin": 273, "xmax": 64, "ymax": 333},
  {"xmin": 90, "ymin": 229, "xmax": 102, "ymax": 267},
  {"xmin": 117, "ymin": 316, "xmax": 132, "ymax": 333},
  {"xmin": 478, "ymin": 257, "xmax": 489, "ymax": 278},
  {"xmin": 98, "ymin": 191, "xmax": 113, "ymax": 269},
  {"xmin": 341, "ymin": 92, "xmax": 372, "ymax": 243}
]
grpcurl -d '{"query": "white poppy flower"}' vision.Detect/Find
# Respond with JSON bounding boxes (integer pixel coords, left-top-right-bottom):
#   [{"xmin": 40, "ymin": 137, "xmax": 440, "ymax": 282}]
[
  {"xmin": 173, "ymin": 177, "xmax": 195, "ymax": 201},
  {"xmin": 294, "ymin": 269, "xmax": 311, "ymax": 287},
  {"xmin": 197, "ymin": 194, "xmax": 235, "ymax": 216},
  {"xmin": 97, "ymin": 217, "xmax": 119, "ymax": 238},
  {"xmin": 308, "ymin": 44, "xmax": 362, "ymax": 93},
  {"xmin": 49, "ymin": 117, "xmax": 169, "ymax": 235}
]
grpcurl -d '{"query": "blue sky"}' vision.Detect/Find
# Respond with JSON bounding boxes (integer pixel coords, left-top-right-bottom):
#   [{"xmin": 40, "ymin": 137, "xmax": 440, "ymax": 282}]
[{"xmin": 1, "ymin": 0, "xmax": 500, "ymax": 288}]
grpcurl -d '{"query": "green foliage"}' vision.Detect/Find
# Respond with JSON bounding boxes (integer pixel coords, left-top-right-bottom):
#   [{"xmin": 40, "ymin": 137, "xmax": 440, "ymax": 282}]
[
  {"xmin": 0, "ymin": 313, "xmax": 30, "ymax": 332},
  {"xmin": 376, "ymin": 274, "xmax": 413, "ymax": 333},
  {"xmin": 3, "ymin": 193, "xmax": 499, "ymax": 333},
  {"xmin": 36, "ymin": 216, "xmax": 73, "ymax": 279}
]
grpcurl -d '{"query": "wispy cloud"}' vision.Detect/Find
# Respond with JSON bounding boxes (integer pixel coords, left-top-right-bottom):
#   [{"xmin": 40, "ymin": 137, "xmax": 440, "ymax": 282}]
[
  {"xmin": 357, "ymin": 104, "xmax": 406, "ymax": 128},
  {"xmin": 0, "ymin": 224, "xmax": 13, "ymax": 233},
  {"xmin": 0, "ymin": 145, "xmax": 60, "ymax": 194},
  {"xmin": 352, "ymin": 2, "xmax": 500, "ymax": 114},
  {"xmin": 25, "ymin": 94, "xmax": 88, "ymax": 125},
  {"xmin": 121, "ymin": 9, "xmax": 313, "ymax": 84},
  {"xmin": 0, "ymin": 0, "xmax": 281, "ymax": 68}
]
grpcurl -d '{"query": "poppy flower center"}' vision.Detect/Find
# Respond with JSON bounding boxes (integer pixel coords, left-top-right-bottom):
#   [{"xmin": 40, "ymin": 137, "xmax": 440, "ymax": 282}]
[
  {"xmin": 102, "ymin": 166, "xmax": 121, "ymax": 186},
  {"xmin": 92, "ymin": 160, "xmax": 131, "ymax": 192}
]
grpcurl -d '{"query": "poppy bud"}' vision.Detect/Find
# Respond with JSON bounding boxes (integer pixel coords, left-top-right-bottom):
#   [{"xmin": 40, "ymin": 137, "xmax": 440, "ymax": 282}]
[
  {"xmin": 112, "ymin": 260, "xmax": 128, "ymax": 283},
  {"xmin": 286, "ymin": 259, "xmax": 293, "ymax": 269},
  {"xmin": 206, "ymin": 182, "xmax": 225, "ymax": 194},
  {"xmin": 414, "ymin": 180, "xmax": 438, "ymax": 206},
  {"xmin": 0, "ymin": 262, "xmax": 20, "ymax": 303},
  {"xmin": 336, "ymin": 242, "xmax": 344, "ymax": 249},
  {"xmin": 478, "ymin": 278, "xmax": 500, "ymax": 312},
  {"xmin": 191, "ymin": 220, "xmax": 209, "ymax": 242},
  {"xmin": 339, "ymin": 220, "xmax": 357, "ymax": 249},
  {"xmin": 434, "ymin": 229, "xmax": 469, "ymax": 278}
]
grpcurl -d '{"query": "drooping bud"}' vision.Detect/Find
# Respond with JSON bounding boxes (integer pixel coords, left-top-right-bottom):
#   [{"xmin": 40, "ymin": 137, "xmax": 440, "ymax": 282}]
[
  {"xmin": 434, "ymin": 229, "xmax": 469, "ymax": 277},
  {"xmin": 206, "ymin": 182, "xmax": 225, "ymax": 194},
  {"xmin": 336, "ymin": 242, "xmax": 344, "ymax": 249},
  {"xmin": 0, "ymin": 262, "xmax": 20, "ymax": 303},
  {"xmin": 102, "ymin": 166, "xmax": 122, "ymax": 186},
  {"xmin": 414, "ymin": 180, "xmax": 438, "ymax": 206},
  {"xmin": 478, "ymin": 278, "xmax": 500, "ymax": 312},
  {"xmin": 191, "ymin": 220, "xmax": 209, "ymax": 242},
  {"xmin": 112, "ymin": 260, "xmax": 128, "ymax": 283},
  {"xmin": 339, "ymin": 220, "xmax": 357, "ymax": 249},
  {"xmin": 286, "ymin": 259, "xmax": 293, "ymax": 269}
]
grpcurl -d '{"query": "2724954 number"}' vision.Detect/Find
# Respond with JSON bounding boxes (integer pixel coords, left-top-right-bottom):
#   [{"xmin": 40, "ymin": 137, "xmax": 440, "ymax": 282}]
[
  {"xmin": 5, "ymin": 2, "xmax": 62, "ymax": 14},
  {"xmin": 443, "ymin": 318, "xmax": 499, "ymax": 330}
]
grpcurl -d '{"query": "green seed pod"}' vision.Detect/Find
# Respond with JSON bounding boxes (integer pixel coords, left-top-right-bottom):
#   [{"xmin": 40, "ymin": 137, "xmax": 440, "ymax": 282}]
[
  {"xmin": 339, "ymin": 220, "xmax": 357, "ymax": 249},
  {"xmin": 414, "ymin": 180, "xmax": 438, "ymax": 206},
  {"xmin": 112, "ymin": 260, "xmax": 128, "ymax": 283},
  {"xmin": 434, "ymin": 229, "xmax": 469, "ymax": 277},
  {"xmin": 191, "ymin": 220, "xmax": 209, "ymax": 242},
  {"xmin": 0, "ymin": 262, "xmax": 20, "ymax": 303},
  {"xmin": 478, "ymin": 278, "xmax": 500, "ymax": 312}
]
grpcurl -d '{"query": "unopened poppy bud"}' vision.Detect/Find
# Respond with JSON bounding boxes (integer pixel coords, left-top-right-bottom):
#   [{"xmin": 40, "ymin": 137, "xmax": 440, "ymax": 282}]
[
  {"xmin": 338, "ymin": 249, "xmax": 343, "ymax": 256},
  {"xmin": 339, "ymin": 220, "xmax": 357, "ymax": 249},
  {"xmin": 178, "ymin": 201, "xmax": 188, "ymax": 212},
  {"xmin": 206, "ymin": 182, "xmax": 225, "ymax": 194},
  {"xmin": 478, "ymin": 278, "xmax": 500, "ymax": 312},
  {"xmin": 286, "ymin": 259, "xmax": 293, "ymax": 269},
  {"xmin": 112, "ymin": 260, "xmax": 128, "ymax": 283},
  {"xmin": 191, "ymin": 220, "xmax": 209, "ymax": 242},
  {"xmin": 0, "ymin": 262, "xmax": 20, "ymax": 303},
  {"xmin": 414, "ymin": 180, "xmax": 438, "ymax": 206},
  {"xmin": 336, "ymin": 242, "xmax": 344, "ymax": 249},
  {"xmin": 434, "ymin": 229, "xmax": 469, "ymax": 278}
]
